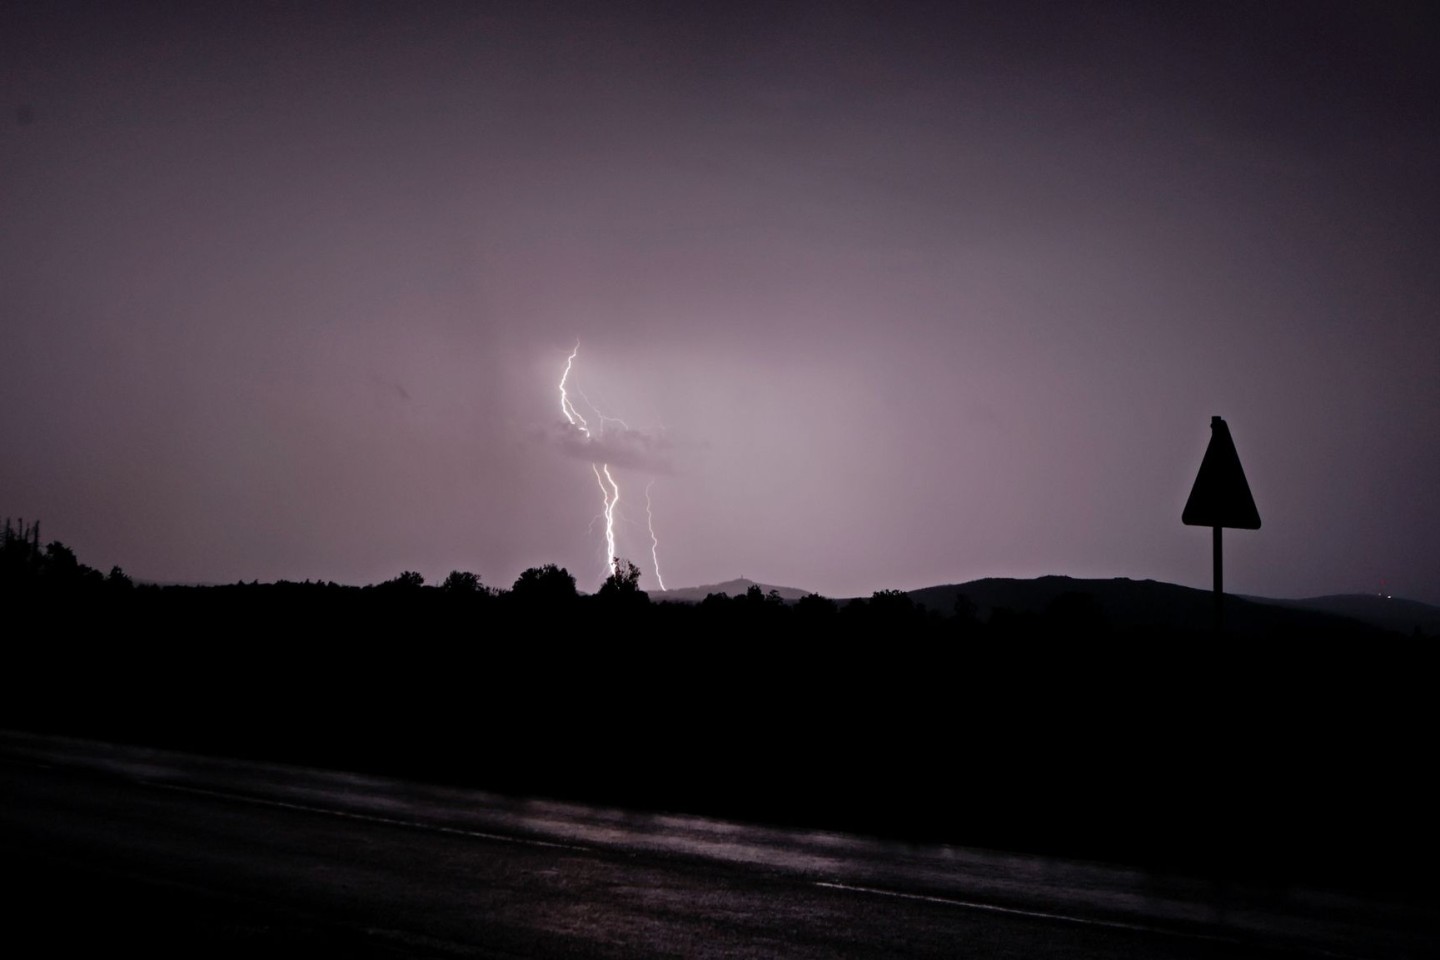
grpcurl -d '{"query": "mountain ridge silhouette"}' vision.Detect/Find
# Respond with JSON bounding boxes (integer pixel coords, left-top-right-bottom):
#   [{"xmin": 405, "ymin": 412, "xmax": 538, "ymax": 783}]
[{"xmin": 656, "ymin": 573, "xmax": 1435, "ymax": 636}]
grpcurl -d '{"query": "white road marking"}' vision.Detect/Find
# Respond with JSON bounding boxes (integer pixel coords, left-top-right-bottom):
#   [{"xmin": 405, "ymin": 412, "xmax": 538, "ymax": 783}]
[
  {"xmin": 813, "ymin": 882, "xmax": 1368, "ymax": 960},
  {"xmin": 815, "ymin": 880, "xmax": 1195, "ymax": 932}
]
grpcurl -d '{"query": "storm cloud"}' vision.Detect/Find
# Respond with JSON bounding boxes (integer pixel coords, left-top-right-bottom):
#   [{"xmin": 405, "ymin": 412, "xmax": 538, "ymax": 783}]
[{"xmin": 554, "ymin": 422, "xmax": 675, "ymax": 476}]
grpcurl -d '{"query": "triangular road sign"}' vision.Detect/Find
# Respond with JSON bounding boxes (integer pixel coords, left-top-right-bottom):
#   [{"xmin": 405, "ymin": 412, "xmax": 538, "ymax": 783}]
[{"xmin": 1183, "ymin": 416, "xmax": 1260, "ymax": 529}]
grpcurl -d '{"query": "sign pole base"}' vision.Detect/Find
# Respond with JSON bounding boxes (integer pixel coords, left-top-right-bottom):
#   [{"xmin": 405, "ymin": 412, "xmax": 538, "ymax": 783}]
[{"xmin": 1213, "ymin": 525, "xmax": 1223, "ymax": 636}]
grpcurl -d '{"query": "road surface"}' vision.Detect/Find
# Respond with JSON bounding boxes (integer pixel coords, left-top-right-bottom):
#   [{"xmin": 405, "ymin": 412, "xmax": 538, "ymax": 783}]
[{"xmin": 0, "ymin": 731, "xmax": 1431, "ymax": 958}]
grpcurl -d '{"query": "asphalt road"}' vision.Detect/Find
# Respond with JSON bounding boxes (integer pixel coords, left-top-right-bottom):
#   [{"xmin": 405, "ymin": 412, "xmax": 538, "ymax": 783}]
[{"xmin": 0, "ymin": 731, "xmax": 1432, "ymax": 958}]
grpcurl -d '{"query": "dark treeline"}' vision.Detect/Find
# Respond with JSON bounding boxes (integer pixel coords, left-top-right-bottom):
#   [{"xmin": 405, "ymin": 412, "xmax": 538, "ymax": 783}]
[{"xmin": 3, "ymin": 527, "xmax": 1435, "ymax": 898}]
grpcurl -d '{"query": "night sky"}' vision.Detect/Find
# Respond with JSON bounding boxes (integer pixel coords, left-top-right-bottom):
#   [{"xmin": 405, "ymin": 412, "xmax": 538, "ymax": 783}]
[{"xmin": 4, "ymin": 2, "xmax": 1437, "ymax": 603}]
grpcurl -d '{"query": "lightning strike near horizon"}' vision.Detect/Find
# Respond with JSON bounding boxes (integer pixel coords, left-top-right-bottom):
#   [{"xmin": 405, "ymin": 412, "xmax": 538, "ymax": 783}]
[
  {"xmin": 558, "ymin": 345, "xmax": 667, "ymax": 589},
  {"xmin": 593, "ymin": 463, "xmax": 619, "ymax": 579},
  {"xmin": 646, "ymin": 480, "xmax": 667, "ymax": 592}
]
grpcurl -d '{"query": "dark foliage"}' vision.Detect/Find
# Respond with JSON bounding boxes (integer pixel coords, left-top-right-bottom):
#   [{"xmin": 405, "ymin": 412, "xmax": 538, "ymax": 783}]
[
  {"xmin": 509, "ymin": 563, "xmax": 577, "ymax": 608},
  {"xmin": 379, "ymin": 570, "xmax": 425, "ymax": 590},
  {"xmin": 440, "ymin": 570, "xmax": 486, "ymax": 594},
  {"xmin": 2, "ymin": 518, "xmax": 128, "ymax": 596},
  {"xmin": 596, "ymin": 558, "xmax": 648, "ymax": 608}
]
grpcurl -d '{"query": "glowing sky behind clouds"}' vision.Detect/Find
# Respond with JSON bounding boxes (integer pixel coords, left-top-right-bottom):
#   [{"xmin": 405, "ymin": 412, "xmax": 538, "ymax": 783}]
[{"xmin": 3, "ymin": 2, "xmax": 1438, "ymax": 602}]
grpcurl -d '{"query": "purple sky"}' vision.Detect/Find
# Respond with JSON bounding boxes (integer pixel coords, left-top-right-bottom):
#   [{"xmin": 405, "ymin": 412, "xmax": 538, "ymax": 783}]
[{"xmin": 4, "ymin": 2, "xmax": 1438, "ymax": 603}]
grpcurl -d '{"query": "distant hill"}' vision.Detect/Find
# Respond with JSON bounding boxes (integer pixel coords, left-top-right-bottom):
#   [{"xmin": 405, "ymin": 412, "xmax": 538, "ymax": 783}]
[
  {"xmin": 654, "ymin": 574, "xmax": 1434, "ymax": 637},
  {"xmin": 907, "ymin": 575, "xmax": 1413, "ymax": 638},
  {"xmin": 657, "ymin": 577, "xmax": 813, "ymax": 604},
  {"xmin": 1251, "ymin": 593, "xmax": 1440, "ymax": 636}
]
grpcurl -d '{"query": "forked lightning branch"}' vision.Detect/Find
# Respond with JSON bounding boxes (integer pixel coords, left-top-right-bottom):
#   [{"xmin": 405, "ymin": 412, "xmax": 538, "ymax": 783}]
[{"xmin": 558, "ymin": 345, "xmax": 667, "ymax": 591}]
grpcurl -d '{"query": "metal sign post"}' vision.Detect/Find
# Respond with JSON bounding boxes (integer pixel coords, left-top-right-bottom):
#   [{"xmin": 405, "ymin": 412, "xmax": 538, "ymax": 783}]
[
  {"xmin": 1213, "ymin": 525, "xmax": 1223, "ymax": 629},
  {"xmin": 1182, "ymin": 417, "xmax": 1260, "ymax": 635}
]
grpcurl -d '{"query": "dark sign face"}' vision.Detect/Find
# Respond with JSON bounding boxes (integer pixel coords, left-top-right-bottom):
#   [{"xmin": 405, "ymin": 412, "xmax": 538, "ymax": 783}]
[{"xmin": 1183, "ymin": 417, "xmax": 1261, "ymax": 530}]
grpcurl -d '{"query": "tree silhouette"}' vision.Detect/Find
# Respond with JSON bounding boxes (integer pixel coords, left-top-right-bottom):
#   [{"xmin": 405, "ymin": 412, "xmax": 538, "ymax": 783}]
[
  {"xmin": 796, "ymin": 592, "xmax": 838, "ymax": 621},
  {"xmin": 597, "ymin": 558, "xmax": 648, "ymax": 605},
  {"xmin": 2, "ymin": 518, "xmax": 43, "ymax": 582},
  {"xmin": 43, "ymin": 541, "xmax": 80, "ymax": 576},
  {"xmin": 381, "ymin": 570, "xmax": 425, "ymax": 589},
  {"xmin": 510, "ymin": 564, "xmax": 577, "ymax": 606},
  {"xmin": 440, "ymin": 570, "xmax": 484, "ymax": 594},
  {"xmin": 868, "ymin": 588, "xmax": 916, "ymax": 618}
]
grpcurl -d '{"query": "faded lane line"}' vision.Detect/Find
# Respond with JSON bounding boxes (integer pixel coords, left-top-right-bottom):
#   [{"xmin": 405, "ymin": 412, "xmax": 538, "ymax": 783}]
[
  {"xmin": 144, "ymin": 780, "xmax": 592, "ymax": 853},
  {"xmin": 812, "ymin": 882, "xmax": 1365, "ymax": 960},
  {"xmin": 814, "ymin": 880, "xmax": 1223, "ymax": 937}
]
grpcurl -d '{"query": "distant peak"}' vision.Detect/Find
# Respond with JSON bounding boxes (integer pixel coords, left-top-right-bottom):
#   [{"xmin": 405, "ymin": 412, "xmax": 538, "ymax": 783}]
[{"xmin": 657, "ymin": 577, "xmax": 812, "ymax": 603}]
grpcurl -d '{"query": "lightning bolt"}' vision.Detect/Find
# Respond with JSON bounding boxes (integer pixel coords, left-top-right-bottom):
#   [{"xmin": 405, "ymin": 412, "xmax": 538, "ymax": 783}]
[
  {"xmin": 562, "ymin": 344, "xmax": 619, "ymax": 583},
  {"xmin": 646, "ymin": 479, "xmax": 666, "ymax": 592},
  {"xmin": 559, "ymin": 344, "xmax": 590, "ymax": 438},
  {"xmin": 559, "ymin": 344, "xmax": 667, "ymax": 590},
  {"xmin": 578, "ymin": 389, "xmax": 631, "ymax": 435},
  {"xmin": 593, "ymin": 463, "xmax": 619, "ymax": 579}
]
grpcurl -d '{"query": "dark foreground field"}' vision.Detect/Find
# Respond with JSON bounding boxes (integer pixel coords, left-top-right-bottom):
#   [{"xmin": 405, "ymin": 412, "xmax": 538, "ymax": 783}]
[
  {"xmin": 2, "ymin": 549, "xmax": 1437, "ymax": 955},
  {"xmin": 4, "ymin": 731, "xmax": 1435, "ymax": 959},
  {"xmin": 4, "ymin": 609, "xmax": 1436, "ymax": 887}
]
